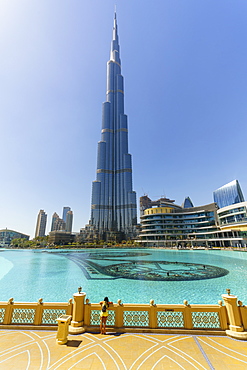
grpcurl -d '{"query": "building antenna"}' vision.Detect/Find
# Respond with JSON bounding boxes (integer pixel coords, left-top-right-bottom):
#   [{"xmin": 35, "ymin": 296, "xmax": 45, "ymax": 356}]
[{"xmin": 141, "ymin": 188, "xmax": 148, "ymax": 196}]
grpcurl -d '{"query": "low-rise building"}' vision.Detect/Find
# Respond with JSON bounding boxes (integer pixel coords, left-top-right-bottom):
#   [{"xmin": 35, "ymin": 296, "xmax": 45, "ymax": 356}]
[
  {"xmin": 138, "ymin": 198, "xmax": 247, "ymax": 248},
  {"xmin": 49, "ymin": 231, "xmax": 75, "ymax": 245},
  {"xmin": 0, "ymin": 229, "xmax": 29, "ymax": 247},
  {"xmin": 217, "ymin": 201, "xmax": 247, "ymax": 247}
]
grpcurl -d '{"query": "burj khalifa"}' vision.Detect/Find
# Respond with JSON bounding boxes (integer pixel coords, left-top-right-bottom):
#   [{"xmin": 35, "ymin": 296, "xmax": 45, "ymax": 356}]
[{"xmin": 90, "ymin": 13, "xmax": 137, "ymax": 239}]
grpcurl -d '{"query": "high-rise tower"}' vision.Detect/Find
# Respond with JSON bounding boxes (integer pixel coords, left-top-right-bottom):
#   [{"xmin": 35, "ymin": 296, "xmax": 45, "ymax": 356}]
[
  {"xmin": 51, "ymin": 212, "xmax": 65, "ymax": 232},
  {"xmin": 90, "ymin": 13, "xmax": 137, "ymax": 239},
  {"xmin": 65, "ymin": 210, "xmax": 73, "ymax": 232},
  {"xmin": 35, "ymin": 209, "xmax": 47, "ymax": 238},
  {"xmin": 62, "ymin": 207, "xmax": 71, "ymax": 222}
]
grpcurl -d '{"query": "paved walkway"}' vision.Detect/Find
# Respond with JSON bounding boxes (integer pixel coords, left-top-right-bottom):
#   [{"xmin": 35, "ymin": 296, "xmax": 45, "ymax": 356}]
[{"xmin": 0, "ymin": 330, "xmax": 247, "ymax": 369}]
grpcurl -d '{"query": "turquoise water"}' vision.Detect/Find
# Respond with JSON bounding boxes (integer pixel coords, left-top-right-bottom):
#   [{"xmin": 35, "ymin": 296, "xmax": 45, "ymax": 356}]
[{"xmin": 0, "ymin": 248, "xmax": 247, "ymax": 305}]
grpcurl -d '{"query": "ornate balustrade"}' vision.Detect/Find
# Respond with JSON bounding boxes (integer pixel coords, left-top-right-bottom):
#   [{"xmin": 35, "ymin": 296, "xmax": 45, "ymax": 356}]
[
  {"xmin": 1, "ymin": 289, "xmax": 247, "ymax": 340},
  {"xmin": 0, "ymin": 298, "xmax": 72, "ymax": 327},
  {"xmin": 83, "ymin": 298, "xmax": 228, "ymax": 332}
]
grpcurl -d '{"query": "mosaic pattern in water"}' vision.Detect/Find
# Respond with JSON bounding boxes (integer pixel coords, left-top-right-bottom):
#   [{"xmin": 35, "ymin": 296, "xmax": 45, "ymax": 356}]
[{"xmin": 53, "ymin": 251, "xmax": 229, "ymax": 281}]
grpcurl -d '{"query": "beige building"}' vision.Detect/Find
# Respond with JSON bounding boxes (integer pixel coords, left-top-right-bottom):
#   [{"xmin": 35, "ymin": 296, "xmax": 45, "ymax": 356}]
[
  {"xmin": 49, "ymin": 231, "xmax": 75, "ymax": 245},
  {"xmin": 35, "ymin": 209, "xmax": 47, "ymax": 237}
]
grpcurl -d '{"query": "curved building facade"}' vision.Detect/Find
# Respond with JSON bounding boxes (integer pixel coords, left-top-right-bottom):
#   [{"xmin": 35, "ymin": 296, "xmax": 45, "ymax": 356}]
[
  {"xmin": 213, "ymin": 180, "xmax": 245, "ymax": 209},
  {"xmin": 139, "ymin": 203, "xmax": 219, "ymax": 247},
  {"xmin": 139, "ymin": 197, "xmax": 247, "ymax": 248},
  {"xmin": 90, "ymin": 13, "xmax": 137, "ymax": 238},
  {"xmin": 0, "ymin": 229, "xmax": 29, "ymax": 247},
  {"xmin": 217, "ymin": 202, "xmax": 247, "ymax": 231}
]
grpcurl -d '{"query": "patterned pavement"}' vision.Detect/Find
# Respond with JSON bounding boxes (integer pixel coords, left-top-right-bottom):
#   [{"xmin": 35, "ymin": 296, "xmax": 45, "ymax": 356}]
[{"xmin": 0, "ymin": 330, "xmax": 247, "ymax": 369}]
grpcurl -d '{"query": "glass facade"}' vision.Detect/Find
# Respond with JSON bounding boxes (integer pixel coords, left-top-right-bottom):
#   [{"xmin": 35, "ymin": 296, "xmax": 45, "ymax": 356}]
[
  {"xmin": 139, "ymin": 200, "xmax": 247, "ymax": 248},
  {"xmin": 62, "ymin": 207, "xmax": 71, "ymax": 222},
  {"xmin": 217, "ymin": 202, "xmax": 247, "ymax": 226},
  {"xmin": 181, "ymin": 197, "xmax": 194, "ymax": 208},
  {"xmin": 90, "ymin": 13, "xmax": 137, "ymax": 237},
  {"xmin": 65, "ymin": 211, "xmax": 73, "ymax": 232},
  {"xmin": 0, "ymin": 229, "xmax": 29, "ymax": 246},
  {"xmin": 213, "ymin": 180, "xmax": 245, "ymax": 209},
  {"xmin": 140, "ymin": 204, "xmax": 218, "ymax": 246}
]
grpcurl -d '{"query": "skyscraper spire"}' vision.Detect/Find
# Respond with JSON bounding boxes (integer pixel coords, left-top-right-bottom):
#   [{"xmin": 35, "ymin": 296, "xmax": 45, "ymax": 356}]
[
  {"xmin": 90, "ymin": 13, "xmax": 137, "ymax": 239},
  {"xmin": 111, "ymin": 11, "xmax": 120, "ymax": 63}
]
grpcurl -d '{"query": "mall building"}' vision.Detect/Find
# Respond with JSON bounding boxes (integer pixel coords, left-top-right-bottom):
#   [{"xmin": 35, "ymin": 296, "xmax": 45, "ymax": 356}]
[
  {"xmin": 0, "ymin": 229, "xmax": 29, "ymax": 247},
  {"xmin": 138, "ymin": 180, "xmax": 247, "ymax": 248}
]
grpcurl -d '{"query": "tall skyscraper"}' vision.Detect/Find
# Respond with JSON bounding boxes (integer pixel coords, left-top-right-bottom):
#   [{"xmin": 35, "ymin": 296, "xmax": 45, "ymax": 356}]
[
  {"xmin": 90, "ymin": 13, "xmax": 137, "ymax": 239},
  {"xmin": 65, "ymin": 210, "xmax": 73, "ymax": 232},
  {"xmin": 35, "ymin": 209, "xmax": 47, "ymax": 237},
  {"xmin": 51, "ymin": 212, "xmax": 65, "ymax": 231},
  {"xmin": 213, "ymin": 179, "xmax": 245, "ymax": 209},
  {"xmin": 62, "ymin": 207, "xmax": 71, "ymax": 222}
]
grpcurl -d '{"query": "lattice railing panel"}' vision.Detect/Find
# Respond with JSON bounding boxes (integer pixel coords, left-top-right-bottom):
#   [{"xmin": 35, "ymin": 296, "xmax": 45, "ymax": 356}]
[
  {"xmin": 192, "ymin": 311, "xmax": 221, "ymax": 328},
  {"xmin": 90, "ymin": 310, "xmax": 115, "ymax": 326},
  {"xmin": 42, "ymin": 309, "xmax": 66, "ymax": 324},
  {"xmin": 123, "ymin": 311, "xmax": 149, "ymax": 327},
  {"xmin": 157, "ymin": 311, "xmax": 184, "ymax": 328},
  {"xmin": 0, "ymin": 308, "xmax": 5, "ymax": 323},
  {"xmin": 12, "ymin": 308, "xmax": 36, "ymax": 324}
]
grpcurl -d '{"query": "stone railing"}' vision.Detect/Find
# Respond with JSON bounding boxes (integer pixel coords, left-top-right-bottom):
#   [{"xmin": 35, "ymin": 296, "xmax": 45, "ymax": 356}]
[
  {"xmin": 1, "ymin": 289, "xmax": 247, "ymax": 340},
  {"xmin": 0, "ymin": 298, "xmax": 72, "ymax": 327},
  {"xmin": 84, "ymin": 299, "xmax": 227, "ymax": 332},
  {"xmin": 69, "ymin": 289, "xmax": 247, "ymax": 340}
]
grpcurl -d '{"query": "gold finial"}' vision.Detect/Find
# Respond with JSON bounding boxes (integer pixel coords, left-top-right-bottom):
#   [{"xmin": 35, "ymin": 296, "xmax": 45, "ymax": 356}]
[
  {"xmin": 78, "ymin": 286, "xmax": 82, "ymax": 294},
  {"xmin": 226, "ymin": 288, "xmax": 231, "ymax": 295}
]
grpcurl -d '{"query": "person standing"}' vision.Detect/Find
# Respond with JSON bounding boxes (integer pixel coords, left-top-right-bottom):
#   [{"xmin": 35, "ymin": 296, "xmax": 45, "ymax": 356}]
[{"xmin": 99, "ymin": 297, "xmax": 113, "ymax": 334}]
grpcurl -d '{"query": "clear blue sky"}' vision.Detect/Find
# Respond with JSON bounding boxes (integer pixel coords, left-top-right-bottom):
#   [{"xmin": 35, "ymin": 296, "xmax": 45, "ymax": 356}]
[{"xmin": 1, "ymin": 0, "xmax": 247, "ymax": 238}]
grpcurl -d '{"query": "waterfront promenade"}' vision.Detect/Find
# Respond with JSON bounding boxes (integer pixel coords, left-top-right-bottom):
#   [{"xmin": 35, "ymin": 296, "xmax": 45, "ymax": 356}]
[{"xmin": 1, "ymin": 329, "xmax": 247, "ymax": 369}]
